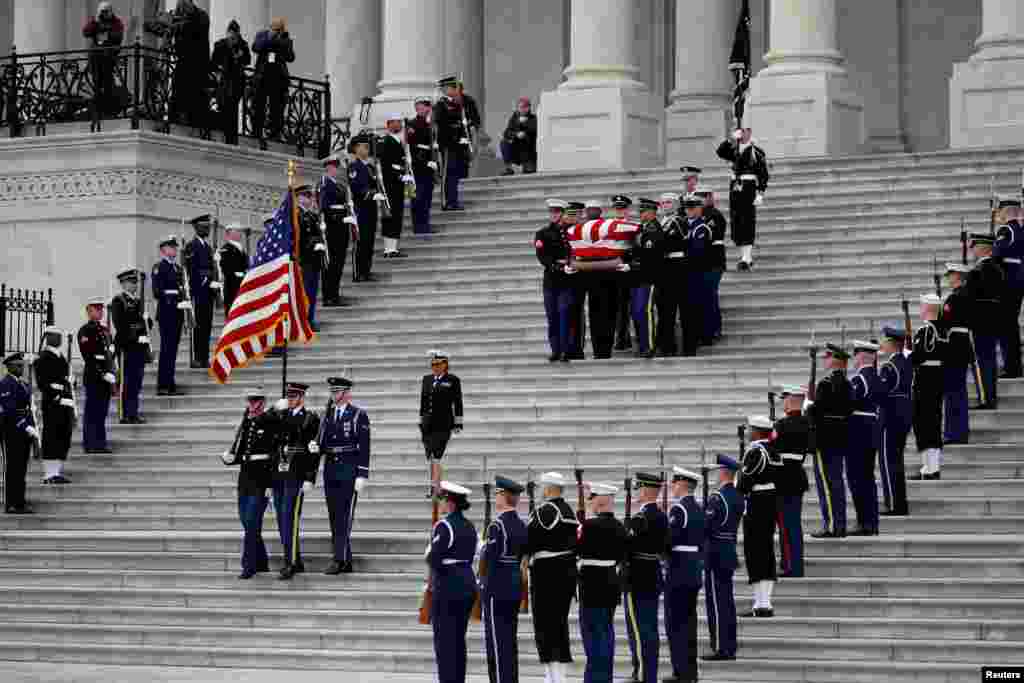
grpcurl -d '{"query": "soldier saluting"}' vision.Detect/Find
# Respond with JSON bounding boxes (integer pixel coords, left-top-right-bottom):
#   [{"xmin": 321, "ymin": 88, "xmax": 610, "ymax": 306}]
[
  {"xmin": 109, "ymin": 268, "xmax": 149, "ymax": 425},
  {"xmin": 78, "ymin": 298, "xmax": 117, "ymax": 455},
  {"xmin": 33, "ymin": 327, "xmax": 76, "ymax": 485},
  {"xmin": 623, "ymin": 472, "xmax": 668, "ymax": 683},
  {"xmin": 716, "ymin": 127, "xmax": 769, "ymax": 271}
]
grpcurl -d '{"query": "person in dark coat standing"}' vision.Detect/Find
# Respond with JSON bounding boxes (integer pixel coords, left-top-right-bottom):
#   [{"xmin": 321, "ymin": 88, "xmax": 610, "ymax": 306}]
[
  {"xmin": 152, "ymin": 236, "xmax": 188, "ymax": 396},
  {"xmin": 434, "ymin": 75, "xmax": 481, "ymax": 211},
  {"xmin": 697, "ymin": 185, "xmax": 727, "ymax": 343},
  {"xmin": 295, "ymin": 184, "xmax": 326, "ymax": 331},
  {"xmin": 182, "ymin": 215, "xmax": 221, "ymax": 368},
  {"xmin": 167, "ymin": 0, "xmax": 211, "ymax": 128},
  {"xmin": 807, "ymin": 343, "xmax": 853, "ymax": 538},
  {"xmin": 407, "ymin": 98, "xmax": 439, "ymax": 235},
  {"xmin": 211, "ymin": 19, "xmax": 251, "ymax": 145},
  {"xmin": 995, "ymin": 199, "xmax": 1024, "ymax": 378},
  {"xmin": 348, "ymin": 134, "xmax": 381, "ymax": 282},
  {"xmin": 217, "ymin": 224, "xmax": 248, "ymax": 315},
  {"xmin": 501, "ymin": 97, "xmax": 538, "ymax": 175},
  {"xmin": 319, "ymin": 155, "xmax": 352, "ymax": 307},
  {"xmin": 377, "ymin": 115, "xmax": 410, "ymax": 258},
  {"xmin": 623, "ymin": 473, "xmax": 668, "ymax": 683},
  {"xmin": 716, "ymin": 127, "xmax": 769, "ymax": 271},
  {"xmin": 965, "ymin": 234, "xmax": 1005, "ymax": 409},
  {"xmin": 773, "ymin": 386, "xmax": 813, "ymax": 577},
  {"xmin": 702, "ymin": 455, "xmax": 744, "ymax": 661},
  {"xmin": 32, "ymin": 327, "xmax": 76, "ymax": 485},
  {"xmin": 1, "ymin": 353, "xmax": 39, "ymax": 513},
  {"xmin": 109, "ymin": 268, "xmax": 149, "ymax": 425},
  {"xmin": 909, "ymin": 294, "xmax": 948, "ymax": 480},
  {"xmin": 78, "ymin": 299, "xmax": 117, "ymax": 455},
  {"xmin": 420, "ymin": 350, "xmax": 463, "ymax": 495},
  {"xmin": 941, "ymin": 264, "xmax": 975, "ymax": 445},
  {"xmin": 663, "ymin": 467, "xmax": 704, "ymax": 683},
  {"xmin": 251, "ymin": 17, "xmax": 294, "ymax": 146},
  {"xmin": 82, "ymin": 2, "xmax": 125, "ymax": 116},
  {"xmin": 848, "ymin": 340, "xmax": 883, "ymax": 537},
  {"xmin": 877, "ymin": 326, "xmax": 912, "ymax": 516},
  {"xmin": 737, "ymin": 416, "xmax": 780, "ymax": 617},
  {"xmin": 536, "ymin": 199, "xmax": 574, "ymax": 362}
]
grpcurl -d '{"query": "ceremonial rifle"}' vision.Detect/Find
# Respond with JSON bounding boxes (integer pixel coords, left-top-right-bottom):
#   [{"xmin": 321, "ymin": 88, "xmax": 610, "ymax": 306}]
[
  {"xmin": 933, "ymin": 255, "xmax": 942, "ymax": 297},
  {"xmin": 659, "ymin": 441, "xmax": 667, "ymax": 512},
  {"xmin": 139, "ymin": 271, "xmax": 155, "ymax": 365},
  {"xmin": 66, "ymin": 333, "xmax": 79, "ymax": 426},
  {"xmin": 736, "ymin": 423, "xmax": 745, "ymax": 462},
  {"xmin": 961, "ymin": 217, "xmax": 968, "ymax": 266},
  {"xmin": 177, "ymin": 222, "xmax": 197, "ymax": 367},
  {"xmin": 520, "ymin": 466, "xmax": 533, "ymax": 614},
  {"xmin": 574, "ymin": 447, "xmax": 585, "ymax": 524},
  {"xmin": 990, "ymin": 176, "xmax": 997, "ymax": 238},
  {"xmin": 901, "ymin": 293, "xmax": 913, "ymax": 347},
  {"xmin": 344, "ymin": 157, "xmax": 360, "ymax": 283},
  {"xmin": 768, "ymin": 389, "xmax": 777, "ymax": 422},
  {"xmin": 622, "ymin": 464, "xmax": 633, "ymax": 591},
  {"xmin": 417, "ymin": 490, "xmax": 440, "ymax": 625},
  {"xmin": 471, "ymin": 455, "xmax": 491, "ymax": 622}
]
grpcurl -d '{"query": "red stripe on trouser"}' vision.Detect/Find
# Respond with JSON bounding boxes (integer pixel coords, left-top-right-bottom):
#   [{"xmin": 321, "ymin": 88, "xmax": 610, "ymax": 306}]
[{"xmin": 776, "ymin": 510, "xmax": 791, "ymax": 572}]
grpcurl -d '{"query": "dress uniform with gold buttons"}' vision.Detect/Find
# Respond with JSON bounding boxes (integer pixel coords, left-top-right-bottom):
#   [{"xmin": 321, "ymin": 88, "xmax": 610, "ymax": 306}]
[{"xmin": 77, "ymin": 297, "xmax": 116, "ymax": 454}]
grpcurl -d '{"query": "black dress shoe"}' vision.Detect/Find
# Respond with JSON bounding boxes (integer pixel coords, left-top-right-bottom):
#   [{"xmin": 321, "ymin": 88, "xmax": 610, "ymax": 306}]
[
  {"xmin": 811, "ymin": 530, "xmax": 841, "ymax": 539},
  {"xmin": 278, "ymin": 565, "xmax": 296, "ymax": 580},
  {"xmin": 849, "ymin": 526, "xmax": 875, "ymax": 536},
  {"xmin": 238, "ymin": 569, "xmax": 257, "ymax": 580},
  {"xmin": 340, "ymin": 561, "xmax": 353, "ymax": 574},
  {"xmin": 292, "ymin": 561, "xmax": 305, "ymax": 574},
  {"xmin": 548, "ymin": 353, "xmax": 560, "ymax": 362},
  {"xmin": 168, "ymin": 388, "xmax": 186, "ymax": 396},
  {"xmin": 119, "ymin": 418, "xmax": 133, "ymax": 425},
  {"xmin": 614, "ymin": 340, "xmax": 631, "ymax": 351},
  {"xmin": 94, "ymin": 447, "xmax": 113, "ymax": 454},
  {"xmin": 323, "ymin": 561, "xmax": 343, "ymax": 575},
  {"xmin": 740, "ymin": 609, "xmax": 758, "ymax": 618},
  {"xmin": 910, "ymin": 472, "xmax": 941, "ymax": 481},
  {"xmin": 737, "ymin": 261, "xmax": 750, "ymax": 272},
  {"xmin": 156, "ymin": 389, "xmax": 170, "ymax": 397},
  {"xmin": 757, "ymin": 608, "xmax": 774, "ymax": 617},
  {"xmin": 701, "ymin": 652, "xmax": 736, "ymax": 661},
  {"xmin": 133, "ymin": 416, "xmax": 147, "ymax": 424},
  {"xmin": 560, "ymin": 354, "xmax": 571, "ymax": 363},
  {"xmin": 999, "ymin": 371, "xmax": 1021, "ymax": 379},
  {"xmin": 391, "ymin": 250, "xmax": 408, "ymax": 258}
]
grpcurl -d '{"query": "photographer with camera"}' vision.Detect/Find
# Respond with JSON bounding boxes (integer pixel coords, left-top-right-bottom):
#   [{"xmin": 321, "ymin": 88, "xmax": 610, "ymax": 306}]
[
  {"xmin": 211, "ymin": 19, "xmax": 251, "ymax": 145},
  {"xmin": 82, "ymin": 2, "xmax": 125, "ymax": 117},
  {"xmin": 251, "ymin": 17, "xmax": 295, "ymax": 149}
]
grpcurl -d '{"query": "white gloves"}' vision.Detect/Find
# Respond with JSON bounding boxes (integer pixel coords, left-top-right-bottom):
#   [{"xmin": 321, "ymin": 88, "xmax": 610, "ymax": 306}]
[
  {"xmin": 138, "ymin": 336, "xmax": 150, "ymax": 345},
  {"xmin": 103, "ymin": 372, "xmax": 117, "ymax": 385},
  {"xmin": 274, "ymin": 398, "xmax": 289, "ymax": 412},
  {"xmin": 433, "ymin": 143, "xmax": 440, "ymax": 150},
  {"xmin": 26, "ymin": 426, "xmax": 39, "ymax": 440},
  {"xmin": 209, "ymin": 281, "xmax": 222, "ymax": 290},
  {"xmin": 343, "ymin": 216, "xmax": 356, "ymax": 225},
  {"xmin": 314, "ymin": 243, "xmax": 326, "ymax": 252},
  {"xmin": 753, "ymin": 193, "xmax": 764, "ymax": 207},
  {"xmin": 617, "ymin": 263, "xmax": 631, "ymax": 273},
  {"xmin": 459, "ymin": 137, "xmax": 470, "ymax": 145},
  {"xmin": 355, "ymin": 477, "xmax": 367, "ymax": 493},
  {"xmin": 402, "ymin": 174, "xmax": 414, "ymax": 183},
  {"xmin": 902, "ymin": 348, "xmax": 912, "ymax": 358},
  {"xmin": 732, "ymin": 129, "xmax": 744, "ymax": 140},
  {"xmin": 563, "ymin": 265, "xmax": 577, "ymax": 274},
  {"xmin": 516, "ymin": 131, "xmax": 526, "ymax": 139},
  {"xmin": 220, "ymin": 450, "xmax": 234, "ymax": 465},
  {"xmin": 802, "ymin": 398, "xmax": 813, "ymax": 414},
  {"xmin": 177, "ymin": 301, "xmax": 193, "ymax": 311},
  {"xmin": 302, "ymin": 481, "xmax": 313, "ymax": 494},
  {"xmin": 60, "ymin": 398, "xmax": 75, "ymax": 408},
  {"xmin": 308, "ymin": 441, "xmax": 320, "ymax": 454},
  {"xmin": 372, "ymin": 193, "xmax": 385, "ymax": 202},
  {"xmin": 427, "ymin": 161, "xmax": 438, "ymax": 171}
]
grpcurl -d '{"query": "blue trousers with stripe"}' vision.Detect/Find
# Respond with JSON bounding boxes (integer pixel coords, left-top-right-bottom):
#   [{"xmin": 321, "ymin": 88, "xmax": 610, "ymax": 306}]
[
  {"xmin": 623, "ymin": 590, "xmax": 659, "ymax": 683},
  {"xmin": 483, "ymin": 592, "xmax": 520, "ymax": 683},
  {"xmin": 879, "ymin": 407, "xmax": 911, "ymax": 515},
  {"xmin": 664, "ymin": 585, "xmax": 699, "ymax": 681},
  {"xmin": 704, "ymin": 566, "xmax": 737, "ymax": 657},
  {"xmin": 975, "ymin": 332, "xmax": 998, "ymax": 405},
  {"xmin": 432, "ymin": 593, "xmax": 474, "ymax": 683},
  {"xmin": 777, "ymin": 493, "xmax": 804, "ymax": 576},
  {"xmin": 238, "ymin": 494, "xmax": 269, "ymax": 573},
  {"xmin": 412, "ymin": 170, "xmax": 435, "ymax": 234},
  {"xmin": 580, "ymin": 605, "xmax": 615, "ymax": 683},
  {"xmin": 707, "ymin": 269, "xmax": 723, "ymax": 339},
  {"xmin": 82, "ymin": 380, "xmax": 111, "ymax": 450},
  {"xmin": 630, "ymin": 285, "xmax": 656, "ymax": 353},
  {"xmin": 543, "ymin": 284, "xmax": 574, "ymax": 357},
  {"xmin": 324, "ymin": 465, "xmax": 357, "ymax": 564},
  {"xmin": 119, "ymin": 347, "xmax": 145, "ymax": 420},
  {"xmin": 272, "ymin": 480, "xmax": 304, "ymax": 567},
  {"xmin": 813, "ymin": 446, "xmax": 847, "ymax": 534}
]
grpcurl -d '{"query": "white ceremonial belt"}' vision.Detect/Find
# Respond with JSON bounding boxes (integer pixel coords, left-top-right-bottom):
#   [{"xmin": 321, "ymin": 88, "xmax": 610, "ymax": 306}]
[
  {"xmin": 734, "ymin": 174, "xmax": 758, "ymax": 181},
  {"xmin": 1004, "ymin": 258, "xmax": 1022, "ymax": 264},
  {"xmin": 579, "ymin": 559, "xmax": 617, "ymax": 568},
  {"xmin": 852, "ymin": 411, "xmax": 877, "ymax": 418},
  {"xmin": 666, "ymin": 252, "xmax": 686, "ymax": 259},
  {"xmin": 328, "ymin": 204, "xmax": 346, "ymax": 210},
  {"xmin": 922, "ymin": 360, "xmax": 941, "ymax": 366},
  {"xmin": 95, "ymin": 354, "xmax": 106, "ymax": 360},
  {"xmin": 442, "ymin": 559, "xmax": 471, "ymax": 565},
  {"xmin": 532, "ymin": 550, "xmax": 572, "ymax": 561},
  {"xmin": 163, "ymin": 290, "xmax": 179, "ymax": 295},
  {"xmin": 246, "ymin": 454, "xmax": 270, "ymax": 461},
  {"xmin": 950, "ymin": 327, "xmax": 970, "ymax": 334},
  {"xmin": 752, "ymin": 483, "xmax": 775, "ymax": 492},
  {"xmin": 234, "ymin": 272, "xmax": 244, "ymax": 277},
  {"xmin": 780, "ymin": 453, "xmax": 804, "ymax": 461},
  {"xmin": 712, "ymin": 240, "xmax": 725, "ymax": 246},
  {"xmin": 632, "ymin": 552, "xmax": 660, "ymax": 561},
  {"xmin": 671, "ymin": 545, "xmax": 699, "ymax": 553},
  {"xmin": 417, "ymin": 144, "xmax": 431, "ymax": 150}
]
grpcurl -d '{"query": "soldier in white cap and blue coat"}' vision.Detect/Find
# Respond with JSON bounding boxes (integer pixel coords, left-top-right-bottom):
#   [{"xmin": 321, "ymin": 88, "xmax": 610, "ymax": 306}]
[
  {"xmin": 703, "ymin": 454, "xmax": 744, "ymax": 661},
  {"xmin": 847, "ymin": 340, "xmax": 883, "ymax": 536},
  {"xmin": 1, "ymin": 352, "xmax": 39, "ymax": 513},
  {"xmin": 663, "ymin": 466, "xmax": 704, "ymax": 683},
  {"xmin": 152, "ymin": 235, "xmax": 188, "ymax": 396},
  {"xmin": 877, "ymin": 326, "xmax": 912, "ymax": 515}
]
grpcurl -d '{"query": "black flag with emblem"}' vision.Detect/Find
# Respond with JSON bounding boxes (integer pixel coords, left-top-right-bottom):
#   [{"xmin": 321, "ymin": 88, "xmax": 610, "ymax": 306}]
[{"xmin": 728, "ymin": 0, "xmax": 752, "ymax": 127}]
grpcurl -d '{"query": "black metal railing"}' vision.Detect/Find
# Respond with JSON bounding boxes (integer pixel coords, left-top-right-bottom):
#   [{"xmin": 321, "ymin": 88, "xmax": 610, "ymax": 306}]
[
  {"xmin": 329, "ymin": 116, "xmax": 352, "ymax": 155},
  {"xmin": 0, "ymin": 40, "xmax": 332, "ymax": 157},
  {"xmin": 0, "ymin": 285, "xmax": 54, "ymax": 357}
]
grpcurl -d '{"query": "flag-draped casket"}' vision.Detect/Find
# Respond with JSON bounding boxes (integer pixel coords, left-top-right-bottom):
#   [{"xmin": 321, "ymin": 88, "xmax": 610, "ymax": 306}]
[{"xmin": 565, "ymin": 219, "xmax": 640, "ymax": 268}]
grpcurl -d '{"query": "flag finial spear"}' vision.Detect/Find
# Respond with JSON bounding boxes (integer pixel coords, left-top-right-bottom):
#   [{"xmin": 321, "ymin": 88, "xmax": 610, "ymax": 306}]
[{"xmin": 287, "ymin": 160, "xmax": 296, "ymax": 189}]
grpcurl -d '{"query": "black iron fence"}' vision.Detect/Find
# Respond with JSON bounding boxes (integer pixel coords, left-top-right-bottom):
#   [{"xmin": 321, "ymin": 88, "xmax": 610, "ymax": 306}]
[
  {"xmin": 0, "ymin": 40, "xmax": 333, "ymax": 157},
  {"xmin": 0, "ymin": 285, "xmax": 54, "ymax": 357}
]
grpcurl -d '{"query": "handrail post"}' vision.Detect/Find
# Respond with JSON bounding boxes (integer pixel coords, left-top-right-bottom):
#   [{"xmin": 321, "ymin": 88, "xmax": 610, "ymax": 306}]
[{"xmin": 321, "ymin": 72, "xmax": 332, "ymax": 159}]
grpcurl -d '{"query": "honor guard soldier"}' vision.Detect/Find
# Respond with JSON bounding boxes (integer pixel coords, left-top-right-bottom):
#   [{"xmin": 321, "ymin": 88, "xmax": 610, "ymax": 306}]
[
  {"xmin": 109, "ymin": 268, "xmax": 149, "ymax": 425},
  {"xmin": 408, "ymin": 98, "xmax": 439, "ymax": 235},
  {"xmin": 577, "ymin": 482, "xmax": 628, "ymax": 683},
  {"xmin": 680, "ymin": 166, "xmax": 701, "ymax": 195},
  {"xmin": 1, "ymin": 352, "xmax": 39, "ymax": 513},
  {"xmin": 319, "ymin": 155, "xmax": 352, "ymax": 307},
  {"xmin": 78, "ymin": 298, "xmax": 117, "ymax": 454},
  {"xmin": 33, "ymin": 328, "xmax": 76, "ymax": 484},
  {"xmin": 220, "ymin": 387, "xmax": 276, "ymax": 579},
  {"xmin": 627, "ymin": 200, "xmax": 664, "ymax": 358},
  {"xmin": 612, "ymin": 196, "xmax": 633, "ymax": 353},
  {"xmin": 420, "ymin": 351, "xmax": 464, "ymax": 495},
  {"xmin": 848, "ymin": 341, "xmax": 882, "ymax": 536},
  {"xmin": 697, "ymin": 186, "xmax": 727, "ymax": 343},
  {"xmin": 807, "ymin": 343, "xmax": 853, "ymax": 537},
  {"xmin": 623, "ymin": 472, "xmax": 668, "ymax": 683},
  {"xmin": 427, "ymin": 481, "xmax": 479, "ymax": 683},
  {"xmin": 703, "ymin": 454, "xmax": 744, "ymax": 661},
  {"xmin": 435, "ymin": 75, "xmax": 481, "ymax": 211},
  {"xmin": 182, "ymin": 214, "xmax": 220, "ymax": 368},
  {"xmin": 966, "ymin": 233, "xmax": 1005, "ymax": 409},
  {"xmin": 878, "ymin": 326, "xmax": 912, "ymax": 515},
  {"xmin": 773, "ymin": 386, "xmax": 813, "ymax": 577},
  {"xmin": 255, "ymin": 382, "xmax": 321, "ymax": 579},
  {"xmin": 656, "ymin": 194, "xmax": 688, "ymax": 357},
  {"xmin": 378, "ymin": 114, "xmax": 410, "ymax": 258},
  {"xmin": 295, "ymin": 184, "xmax": 326, "ymax": 331},
  {"xmin": 217, "ymin": 224, "xmax": 249, "ymax": 314},
  {"xmin": 663, "ymin": 467, "xmax": 704, "ymax": 683},
  {"xmin": 525, "ymin": 471, "xmax": 579, "ymax": 683},
  {"xmin": 311, "ymin": 375, "xmax": 370, "ymax": 575},
  {"xmin": 683, "ymin": 193, "xmax": 714, "ymax": 352},
  {"xmin": 536, "ymin": 199, "xmax": 575, "ymax": 362},
  {"xmin": 737, "ymin": 416, "xmax": 779, "ymax": 617},
  {"xmin": 716, "ymin": 128, "xmax": 769, "ymax": 271},
  {"xmin": 995, "ymin": 198, "xmax": 1024, "ymax": 378},
  {"xmin": 942, "ymin": 263, "xmax": 975, "ymax": 444},
  {"xmin": 481, "ymin": 476, "xmax": 529, "ymax": 683},
  {"xmin": 152, "ymin": 236, "xmax": 188, "ymax": 396},
  {"xmin": 348, "ymin": 133, "xmax": 381, "ymax": 282},
  {"xmin": 585, "ymin": 198, "xmax": 604, "ymax": 222},
  {"xmin": 910, "ymin": 294, "xmax": 948, "ymax": 480},
  {"xmin": 565, "ymin": 201, "xmax": 588, "ymax": 359}
]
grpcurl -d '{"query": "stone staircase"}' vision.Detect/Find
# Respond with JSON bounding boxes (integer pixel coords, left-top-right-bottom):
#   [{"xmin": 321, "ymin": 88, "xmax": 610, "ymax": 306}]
[{"xmin": 2, "ymin": 148, "xmax": 1024, "ymax": 681}]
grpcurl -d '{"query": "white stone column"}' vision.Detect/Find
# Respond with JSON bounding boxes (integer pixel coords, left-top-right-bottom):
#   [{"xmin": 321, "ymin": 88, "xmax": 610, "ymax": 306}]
[
  {"xmin": 538, "ymin": 0, "xmax": 664, "ymax": 171},
  {"xmin": 665, "ymin": 0, "xmax": 737, "ymax": 167},
  {"xmin": 209, "ymin": 0, "xmax": 268, "ymax": 46},
  {"xmin": 372, "ymin": 0, "xmax": 444, "ymax": 124},
  {"xmin": 165, "ymin": 0, "xmax": 208, "ymax": 9},
  {"xmin": 949, "ymin": 0, "xmax": 1024, "ymax": 148},
  {"xmin": 325, "ymin": 0, "xmax": 379, "ymax": 122},
  {"xmin": 747, "ymin": 0, "xmax": 865, "ymax": 157},
  {"xmin": 13, "ymin": 0, "xmax": 66, "ymax": 54}
]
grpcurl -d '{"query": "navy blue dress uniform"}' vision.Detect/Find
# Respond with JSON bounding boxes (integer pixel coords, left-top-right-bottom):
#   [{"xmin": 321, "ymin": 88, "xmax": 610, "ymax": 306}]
[
  {"xmin": 703, "ymin": 455, "xmax": 744, "ymax": 661},
  {"xmin": 217, "ymin": 233, "xmax": 248, "ymax": 314},
  {"xmin": 877, "ymin": 327, "xmax": 912, "ymax": 515},
  {"xmin": 663, "ymin": 467, "xmax": 704, "ymax": 683},
  {"xmin": 577, "ymin": 483, "xmax": 628, "ymax": 683},
  {"xmin": 295, "ymin": 187, "xmax": 326, "ymax": 329},
  {"xmin": 480, "ymin": 476, "xmax": 529, "ymax": 683},
  {"xmin": 536, "ymin": 200, "xmax": 575, "ymax": 362},
  {"xmin": 347, "ymin": 136, "xmax": 379, "ymax": 281},
  {"xmin": 77, "ymin": 301, "xmax": 116, "ymax": 454},
  {"xmin": 910, "ymin": 295, "xmax": 948, "ymax": 480},
  {"xmin": 847, "ymin": 342, "xmax": 883, "ymax": 536},
  {"xmin": 715, "ymin": 135, "xmax": 769, "ymax": 270},
  {"xmin": 525, "ymin": 472, "xmax": 579, "ymax": 673},
  {"xmin": 407, "ymin": 101, "xmax": 438, "ymax": 235},
  {"xmin": 377, "ymin": 123, "xmax": 408, "ymax": 252},
  {"xmin": 994, "ymin": 200, "xmax": 1024, "ymax": 378},
  {"xmin": 419, "ymin": 354, "xmax": 464, "ymax": 461},
  {"xmin": 772, "ymin": 387, "xmax": 813, "ymax": 577},
  {"xmin": 152, "ymin": 236, "xmax": 187, "ymax": 395},
  {"xmin": 683, "ymin": 196, "xmax": 714, "ymax": 353},
  {"xmin": 1, "ymin": 353, "xmax": 38, "ymax": 513},
  {"xmin": 697, "ymin": 187, "xmax": 728, "ymax": 341},
  {"xmin": 109, "ymin": 269, "xmax": 149, "ymax": 424},
  {"xmin": 32, "ymin": 328, "xmax": 76, "ymax": 481},
  {"xmin": 319, "ymin": 157, "xmax": 350, "ymax": 305},
  {"xmin": 428, "ymin": 481, "xmax": 479, "ymax": 683},
  {"xmin": 315, "ymin": 376, "xmax": 371, "ymax": 575},
  {"xmin": 221, "ymin": 388, "xmax": 276, "ymax": 579},
  {"xmin": 434, "ymin": 76, "xmax": 481, "ymax": 210},
  {"xmin": 941, "ymin": 267, "xmax": 975, "ymax": 445},
  {"xmin": 623, "ymin": 473, "xmax": 668, "ymax": 683},
  {"xmin": 628, "ymin": 201, "xmax": 665, "ymax": 357},
  {"xmin": 807, "ymin": 344, "xmax": 853, "ymax": 537},
  {"xmin": 965, "ymin": 235, "xmax": 1005, "ymax": 408},
  {"xmin": 182, "ymin": 216, "xmax": 219, "ymax": 368},
  {"xmin": 737, "ymin": 417, "xmax": 780, "ymax": 616},
  {"xmin": 655, "ymin": 206, "xmax": 689, "ymax": 356}
]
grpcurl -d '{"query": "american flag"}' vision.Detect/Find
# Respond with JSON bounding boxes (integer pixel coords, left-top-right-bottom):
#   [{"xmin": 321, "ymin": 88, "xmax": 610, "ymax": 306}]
[
  {"xmin": 208, "ymin": 190, "xmax": 314, "ymax": 384},
  {"xmin": 566, "ymin": 218, "xmax": 641, "ymax": 259}
]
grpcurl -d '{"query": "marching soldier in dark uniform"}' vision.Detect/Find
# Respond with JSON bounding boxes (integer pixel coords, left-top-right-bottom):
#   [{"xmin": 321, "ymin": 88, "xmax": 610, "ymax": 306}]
[
  {"xmin": 1, "ymin": 352, "xmax": 39, "ymax": 513},
  {"xmin": 623, "ymin": 473, "xmax": 668, "ymax": 683},
  {"xmin": 110, "ymin": 268, "xmax": 149, "ymax": 425},
  {"xmin": 942, "ymin": 264, "xmax": 974, "ymax": 445},
  {"xmin": 656, "ymin": 196, "xmax": 688, "ymax": 357},
  {"xmin": 663, "ymin": 467, "xmax": 704, "ymax": 683},
  {"xmin": 683, "ymin": 194, "xmax": 713, "ymax": 355},
  {"xmin": 251, "ymin": 16, "xmax": 295, "ymax": 146},
  {"xmin": 577, "ymin": 482, "xmax": 628, "ymax": 683},
  {"xmin": 848, "ymin": 340, "xmax": 882, "ymax": 536},
  {"xmin": 481, "ymin": 476, "xmax": 529, "ymax": 683},
  {"xmin": 536, "ymin": 199, "xmax": 574, "ymax": 362},
  {"xmin": 773, "ymin": 386, "xmax": 813, "ymax": 577},
  {"xmin": 965, "ymin": 234, "xmax": 1004, "ymax": 409},
  {"xmin": 612, "ymin": 196, "xmax": 633, "ymax": 352},
  {"xmin": 255, "ymin": 382, "xmax": 320, "ymax": 580},
  {"xmin": 378, "ymin": 115, "xmax": 410, "ymax": 258},
  {"xmin": 878, "ymin": 326, "xmax": 912, "ymax": 515},
  {"xmin": 78, "ymin": 298, "xmax": 117, "ymax": 454},
  {"xmin": 408, "ymin": 98, "xmax": 439, "ymax": 235},
  {"xmin": 295, "ymin": 185, "xmax": 326, "ymax": 331},
  {"xmin": 806, "ymin": 343, "xmax": 852, "ymax": 538},
  {"xmin": 217, "ymin": 224, "xmax": 248, "ymax": 314},
  {"xmin": 565, "ymin": 202, "xmax": 588, "ymax": 359},
  {"xmin": 319, "ymin": 155, "xmax": 352, "ymax": 307},
  {"xmin": 152, "ymin": 236, "xmax": 188, "ymax": 396},
  {"xmin": 427, "ymin": 481, "xmax": 478, "ymax": 683},
  {"xmin": 910, "ymin": 294, "xmax": 947, "ymax": 480},
  {"xmin": 33, "ymin": 327, "xmax": 76, "ymax": 484},
  {"xmin": 995, "ymin": 199, "xmax": 1024, "ymax": 378},
  {"xmin": 627, "ymin": 200, "xmax": 664, "ymax": 358},
  {"xmin": 420, "ymin": 351, "xmax": 464, "ymax": 495},
  {"xmin": 182, "ymin": 215, "xmax": 221, "ymax": 368},
  {"xmin": 348, "ymin": 134, "xmax": 381, "ymax": 282},
  {"xmin": 220, "ymin": 387, "xmax": 275, "ymax": 579},
  {"xmin": 703, "ymin": 454, "xmax": 744, "ymax": 661},
  {"xmin": 311, "ymin": 375, "xmax": 370, "ymax": 575},
  {"xmin": 716, "ymin": 128, "xmax": 769, "ymax": 271},
  {"xmin": 698, "ymin": 186, "xmax": 728, "ymax": 343},
  {"xmin": 525, "ymin": 471, "xmax": 578, "ymax": 683},
  {"xmin": 435, "ymin": 76, "xmax": 481, "ymax": 211},
  {"xmin": 737, "ymin": 416, "xmax": 779, "ymax": 617}
]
